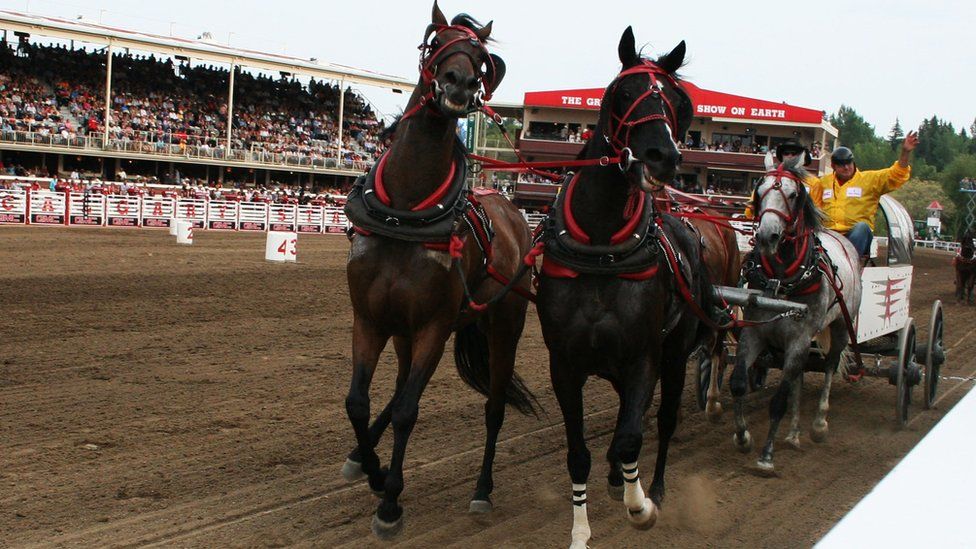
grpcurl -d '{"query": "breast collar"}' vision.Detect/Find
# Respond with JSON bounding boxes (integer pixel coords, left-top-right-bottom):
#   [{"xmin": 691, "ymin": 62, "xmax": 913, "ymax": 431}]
[
  {"xmin": 344, "ymin": 140, "xmax": 469, "ymax": 242},
  {"xmin": 539, "ymin": 173, "xmax": 660, "ymax": 278}
]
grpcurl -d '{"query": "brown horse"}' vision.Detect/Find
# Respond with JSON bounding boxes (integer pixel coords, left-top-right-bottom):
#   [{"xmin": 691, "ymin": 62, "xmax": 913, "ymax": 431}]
[
  {"xmin": 684, "ymin": 206, "xmax": 741, "ymax": 418},
  {"xmin": 342, "ymin": 3, "xmax": 536, "ymax": 539},
  {"xmin": 955, "ymin": 229, "xmax": 976, "ymax": 303}
]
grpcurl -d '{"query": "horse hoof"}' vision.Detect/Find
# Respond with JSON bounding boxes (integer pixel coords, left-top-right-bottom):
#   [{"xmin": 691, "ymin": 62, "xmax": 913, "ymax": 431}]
[
  {"xmin": 811, "ymin": 422, "xmax": 828, "ymax": 443},
  {"xmin": 469, "ymin": 499, "xmax": 493, "ymax": 513},
  {"xmin": 733, "ymin": 431, "xmax": 752, "ymax": 453},
  {"xmin": 753, "ymin": 459, "xmax": 777, "ymax": 477},
  {"xmin": 784, "ymin": 433, "xmax": 801, "ymax": 450},
  {"xmin": 569, "ymin": 538, "xmax": 590, "ymax": 549},
  {"xmin": 607, "ymin": 482, "xmax": 624, "ymax": 501},
  {"xmin": 706, "ymin": 400, "xmax": 723, "ymax": 423},
  {"xmin": 341, "ymin": 458, "xmax": 365, "ymax": 482},
  {"xmin": 371, "ymin": 513, "xmax": 404, "ymax": 540},
  {"xmin": 626, "ymin": 497, "xmax": 659, "ymax": 531}
]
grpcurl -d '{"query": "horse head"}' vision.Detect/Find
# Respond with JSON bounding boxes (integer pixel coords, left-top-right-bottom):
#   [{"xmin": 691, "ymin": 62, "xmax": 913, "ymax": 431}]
[
  {"xmin": 753, "ymin": 152, "xmax": 821, "ymax": 257},
  {"xmin": 411, "ymin": 1, "xmax": 505, "ymax": 118},
  {"xmin": 592, "ymin": 27, "xmax": 693, "ymax": 192},
  {"xmin": 961, "ymin": 229, "xmax": 976, "ymax": 259}
]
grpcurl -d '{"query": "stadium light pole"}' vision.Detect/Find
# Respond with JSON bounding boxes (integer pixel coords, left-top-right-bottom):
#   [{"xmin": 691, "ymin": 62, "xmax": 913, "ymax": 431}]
[
  {"xmin": 336, "ymin": 79, "xmax": 345, "ymax": 168},
  {"xmin": 226, "ymin": 62, "xmax": 236, "ymax": 158},
  {"xmin": 103, "ymin": 42, "xmax": 113, "ymax": 148}
]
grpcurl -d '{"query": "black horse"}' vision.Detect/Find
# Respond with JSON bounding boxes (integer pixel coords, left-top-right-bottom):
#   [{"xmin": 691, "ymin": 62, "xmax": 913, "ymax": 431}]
[
  {"xmin": 342, "ymin": 2, "xmax": 536, "ymax": 540},
  {"xmin": 535, "ymin": 28, "xmax": 710, "ymax": 548},
  {"xmin": 955, "ymin": 229, "xmax": 976, "ymax": 303}
]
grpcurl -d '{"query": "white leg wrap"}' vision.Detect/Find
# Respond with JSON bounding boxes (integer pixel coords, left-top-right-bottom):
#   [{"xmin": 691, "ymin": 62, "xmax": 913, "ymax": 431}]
[
  {"xmin": 621, "ymin": 462, "xmax": 644, "ymax": 511},
  {"xmin": 570, "ymin": 483, "xmax": 591, "ymax": 549},
  {"xmin": 621, "ymin": 462, "xmax": 658, "ymax": 530}
]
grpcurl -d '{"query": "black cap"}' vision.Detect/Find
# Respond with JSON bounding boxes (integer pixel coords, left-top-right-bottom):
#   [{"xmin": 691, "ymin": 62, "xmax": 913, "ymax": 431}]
[
  {"xmin": 831, "ymin": 146, "xmax": 855, "ymax": 164},
  {"xmin": 775, "ymin": 140, "xmax": 813, "ymax": 166}
]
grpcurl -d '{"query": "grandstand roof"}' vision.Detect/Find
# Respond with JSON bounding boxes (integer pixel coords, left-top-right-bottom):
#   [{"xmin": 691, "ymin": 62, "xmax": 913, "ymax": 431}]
[{"xmin": 0, "ymin": 9, "xmax": 416, "ymax": 92}]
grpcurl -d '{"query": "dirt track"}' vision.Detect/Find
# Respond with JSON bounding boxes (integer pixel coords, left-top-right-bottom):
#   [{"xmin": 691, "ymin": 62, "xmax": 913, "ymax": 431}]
[{"xmin": 1, "ymin": 227, "xmax": 973, "ymax": 548}]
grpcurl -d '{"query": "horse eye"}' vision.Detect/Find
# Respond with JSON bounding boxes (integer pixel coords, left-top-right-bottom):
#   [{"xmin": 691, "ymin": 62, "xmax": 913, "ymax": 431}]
[{"xmin": 788, "ymin": 191, "xmax": 798, "ymax": 200}]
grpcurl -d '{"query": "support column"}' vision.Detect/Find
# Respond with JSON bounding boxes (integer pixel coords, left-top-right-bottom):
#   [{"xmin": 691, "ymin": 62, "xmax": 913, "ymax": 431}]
[
  {"xmin": 336, "ymin": 80, "xmax": 345, "ymax": 168},
  {"xmin": 103, "ymin": 42, "xmax": 113, "ymax": 147},
  {"xmin": 226, "ymin": 62, "xmax": 236, "ymax": 158}
]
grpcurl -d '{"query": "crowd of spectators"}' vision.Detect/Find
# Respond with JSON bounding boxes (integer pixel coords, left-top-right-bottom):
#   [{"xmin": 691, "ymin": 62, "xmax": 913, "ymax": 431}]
[
  {"xmin": 960, "ymin": 177, "xmax": 976, "ymax": 191},
  {"xmin": 0, "ymin": 40, "xmax": 388, "ymax": 169}
]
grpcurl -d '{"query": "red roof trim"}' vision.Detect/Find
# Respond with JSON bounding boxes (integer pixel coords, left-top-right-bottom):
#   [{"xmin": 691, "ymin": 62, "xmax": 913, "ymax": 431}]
[{"xmin": 523, "ymin": 81, "xmax": 824, "ymax": 124}]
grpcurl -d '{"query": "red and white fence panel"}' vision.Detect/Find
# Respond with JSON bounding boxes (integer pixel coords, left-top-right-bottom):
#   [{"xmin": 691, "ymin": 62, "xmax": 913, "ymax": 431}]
[
  {"xmin": 0, "ymin": 188, "xmax": 28, "ymax": 224},
  {"xmin": 68, "ymin": 192, "xmax": 105, "ymax": 226},
  {"xmin": 29, "ymin": 191, "xmax": 67, "ymax": 225},
  {"xmin": 142, "ymin": 196, "xmax": 176, "ymax": 228},
  {"xmin": 239, "ymin": 202, "xmax": 269, "ymax": 231},
  {"xmin": 296, "ymin": 204, "xmax": 324, "ymax": 234},
  {"xmin": 269, "ymin": 203, "xmax": 297, "ymax": 232},
  {"xmin": 207, "ymin": 200, "xmax": 239, "ymax": 231},
  {"xmin": 176, "ymin": 198, "xmax": 207, "ymax": 229},
  {"xmin": 105, "ymin": 195, "xmax": 141, "ymax": 227},
  {"xmin": 324, "ymin": 206, "xmax": 348, "ymax": 234}
]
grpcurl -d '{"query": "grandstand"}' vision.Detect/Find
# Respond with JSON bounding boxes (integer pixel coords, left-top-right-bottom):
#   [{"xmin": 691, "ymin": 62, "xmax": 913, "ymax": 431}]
[{"xmin": 0, "ymin": 9, "xmax": 414, "ymax": 193}]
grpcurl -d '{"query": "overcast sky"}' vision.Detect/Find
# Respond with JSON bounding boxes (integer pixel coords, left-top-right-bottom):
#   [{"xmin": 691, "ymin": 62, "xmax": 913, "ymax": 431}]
[{"xmin": 7, "ymin": 0, "xmax": 974, "ymax": 136}]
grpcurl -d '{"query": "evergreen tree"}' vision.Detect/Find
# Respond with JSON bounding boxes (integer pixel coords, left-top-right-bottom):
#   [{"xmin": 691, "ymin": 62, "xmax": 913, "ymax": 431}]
[
  {"xmin": 829, "ymin": 105, "xmax": 879, "ymax": 149},
  {"xmin": 887, "ymin": 118, "xmax": 904, "ymax": 150}
]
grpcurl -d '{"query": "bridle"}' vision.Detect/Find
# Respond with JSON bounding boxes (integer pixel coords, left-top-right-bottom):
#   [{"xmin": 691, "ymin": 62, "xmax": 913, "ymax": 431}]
[
  {"xmin": 604, "ymin": 60, "xmax": 684, "ymax": 171},
  {"xmin": 401, "ymin": 23, "xmax": 500, "ymax": 122},
  {"xmin": 755, "ymin": 167, "xmax": 808, "ymax": 239}
]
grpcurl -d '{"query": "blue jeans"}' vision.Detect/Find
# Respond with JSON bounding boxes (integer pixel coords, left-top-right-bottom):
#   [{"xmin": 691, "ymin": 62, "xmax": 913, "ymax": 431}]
[{"xmin": 844, "ymin": 222, "xmax": 873, "ymax": 257}]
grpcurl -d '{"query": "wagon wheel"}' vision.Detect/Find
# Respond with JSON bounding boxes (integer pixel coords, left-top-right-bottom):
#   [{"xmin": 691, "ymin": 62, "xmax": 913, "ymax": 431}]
[
  {"xmin": 895, "ymin": 318, "xmax": 916, "ymax": 427},
  {"xmin": 924, "ymin": 300, "xmax": 945, "ymax": 409}
]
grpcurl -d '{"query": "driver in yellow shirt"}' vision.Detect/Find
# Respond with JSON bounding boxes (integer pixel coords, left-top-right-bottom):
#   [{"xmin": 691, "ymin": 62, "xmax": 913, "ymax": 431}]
[{"xmin": 809, "ymin": 131, "xmax": 918, "ymax": 257}]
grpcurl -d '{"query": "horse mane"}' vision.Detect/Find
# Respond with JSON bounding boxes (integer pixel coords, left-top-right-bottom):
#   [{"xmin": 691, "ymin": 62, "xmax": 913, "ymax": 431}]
[{"xmin": 451, "ymin": 14, "xmax": 495, "ymax": 43}]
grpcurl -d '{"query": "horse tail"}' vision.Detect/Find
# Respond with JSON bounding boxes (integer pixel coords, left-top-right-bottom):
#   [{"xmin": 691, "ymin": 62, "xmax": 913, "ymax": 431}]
[{"xmin": 453, "ymin": 322, "xmax": 540, "ymax": 417}]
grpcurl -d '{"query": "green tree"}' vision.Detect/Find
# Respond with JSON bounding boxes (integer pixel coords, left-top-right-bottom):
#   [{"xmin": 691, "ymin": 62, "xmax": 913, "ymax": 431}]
[
  {"xmin": 939, "ymin": 154, "xmax": 976, "ymax": 234},
  {"xmin": 916, "ymin": 116, "xmax": 967, "ymax": 171},
  {"xmin": 853, "ymin": 141, "xmax": 896, "ymax": 170},
  {"xmin": 887, "ymin": 118, "xmax": 904, "ymax": 151},
  {"xmin": 889, "ymin": 179, "xmax": 956, "ymax": 230},
  {"xmin": 830, "ymin": 105, "xmax": 878, "ymax": 149}
]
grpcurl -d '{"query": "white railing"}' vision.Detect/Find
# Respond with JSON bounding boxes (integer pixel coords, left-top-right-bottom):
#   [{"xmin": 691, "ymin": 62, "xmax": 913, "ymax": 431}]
[
  {"xmin": 914, "ymin": 239, "xmax": 960, "ymax": 253},
  {"xmin": 0, "ymin": 129, "xmax": 376, "ymax": 173}
]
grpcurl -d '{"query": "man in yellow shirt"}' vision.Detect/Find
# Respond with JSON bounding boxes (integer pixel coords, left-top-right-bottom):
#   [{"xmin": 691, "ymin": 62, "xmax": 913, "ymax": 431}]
[{"xmin": 810, "ymin": 131, "xmax": 919, "ymax": 257}]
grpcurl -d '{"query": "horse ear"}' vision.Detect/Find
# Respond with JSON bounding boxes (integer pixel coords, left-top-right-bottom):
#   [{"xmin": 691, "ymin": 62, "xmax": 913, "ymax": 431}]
[
  {"xmin": 431, "ymin": 1, "xmax": 447, "ymax": 26},
  {"xmin": 618, "ymin": 26, "xmax": 638, "ymax": 68},
  {"xmin": 764, "ymin": 151, "xmax": 776, "ymax": 171},
  {"xmin": 658, "ymin": 40, "xmax": 686, "ymax": 73},
  {"xmin": 474, "ymin": 20, "xmax": 493, "ymax": 42}
]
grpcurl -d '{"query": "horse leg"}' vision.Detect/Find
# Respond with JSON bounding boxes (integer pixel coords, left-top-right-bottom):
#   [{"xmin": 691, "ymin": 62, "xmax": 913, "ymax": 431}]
[
  {"xmin": 345, "ymin": 318, "xmax": 390, "ymax": 495},
  {"xmin": 812, "ymin": 321, "xmax": 847, "ymax": 442},
  {"xmin": 706, "ymin": 332, "xmax": 725, "ymax": 422},
  {"xmin": 550, "ymin": 358, "xmax": 591, "ymax": 549},
  {"xmin": 784, "ymin": 374, "xmax": 803, "ymax": 449},
  {"xmin": 729, "ymin": 330, "xmax": 763, "ymax": 453},
  {"xmin": 343, "ymin": 336, "xmax": 410, "ymax": 486},
  {"xmin": 470, "ymin": 299, "xmax": 527, "ymax": 513},
  {"xmin": 371, "ymin": 325, "xmax": 449, "ymax": 540},
  {"xmin": 757, "ymin": 343, "xmax": 806, "ymax": 473},
  {"xmin": 605, "ymin": 381, "xmax": 626, "ymax": 502},
  {"xmin": 616, "ymin": 361, "xmax": 658, "ymax": 530},
  {"xmin": 648, "ymin": 348, "xmax": 683, "ymax": 510}
]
